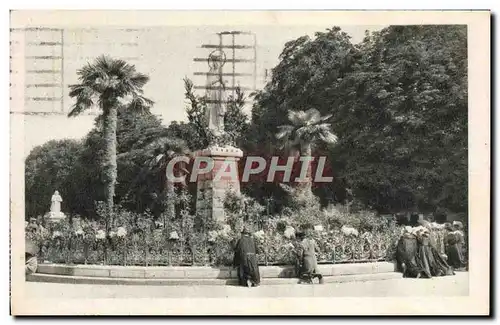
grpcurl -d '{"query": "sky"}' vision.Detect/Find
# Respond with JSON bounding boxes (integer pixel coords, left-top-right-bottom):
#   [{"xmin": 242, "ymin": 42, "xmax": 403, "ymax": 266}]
[{"xmin": 135, "ymin": 25, "xmax": 384, "ymax": 123}]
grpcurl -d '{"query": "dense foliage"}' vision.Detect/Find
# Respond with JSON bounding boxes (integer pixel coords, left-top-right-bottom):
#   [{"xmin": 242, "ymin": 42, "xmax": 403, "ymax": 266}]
[
  {"xmin": 249, "ymin": 25, "xmax": 467, "ymax": 215},
  {"xmin": 26, "ymin": 25, "xmax": 468, "ymax": 234}
]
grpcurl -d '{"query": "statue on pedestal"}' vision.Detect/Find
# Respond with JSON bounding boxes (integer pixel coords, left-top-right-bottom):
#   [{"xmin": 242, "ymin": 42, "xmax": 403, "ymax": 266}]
[
  {"xmin": 48, "ymin": 190, "xmax": 66, "ymax": 222},
  {"xmin": 195, "ymin": 48, "xmax": 243, "ymax": 222}
]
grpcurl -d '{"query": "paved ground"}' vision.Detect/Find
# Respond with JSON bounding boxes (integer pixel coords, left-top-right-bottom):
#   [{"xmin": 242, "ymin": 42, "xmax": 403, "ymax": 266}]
[{"xmin": 25, "ymin": 272, "xmax": 469, "ymax": 298}]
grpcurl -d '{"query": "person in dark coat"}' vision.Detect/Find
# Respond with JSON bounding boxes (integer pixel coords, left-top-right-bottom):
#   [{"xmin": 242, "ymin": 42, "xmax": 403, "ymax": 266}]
[
  {"xmin": 415, "ymin": 227, "xmax": 454, "ymax": 278},
  {"xmin": 427, "ymin": 225, "xmax": 455, "ymax": 276},
  {"xmin": 233, "ymin": 225, "xmax": 260, "ymax": 287},
  {"xmin": 295, "ymin": 231, "xmax": 324, "ymax": 284},
  {"xmin": 418, "ymin": 220, "xmax": 455, "ymax": 277},
  {"xmin": 396, "ymin": 226, "xmax": 424, "ymax": 278}
]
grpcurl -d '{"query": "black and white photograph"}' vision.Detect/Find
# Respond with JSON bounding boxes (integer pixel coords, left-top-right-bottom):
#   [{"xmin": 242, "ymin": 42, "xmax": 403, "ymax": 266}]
[{"xmin": 9, "ymin": 10, "xmax": 490, "ymax": 315}]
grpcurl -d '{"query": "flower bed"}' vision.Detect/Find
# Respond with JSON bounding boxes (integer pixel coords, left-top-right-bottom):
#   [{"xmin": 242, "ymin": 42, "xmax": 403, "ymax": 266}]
[{"xmin": 25, "ymin": 217, "xmax": 401, "ymax": 267}]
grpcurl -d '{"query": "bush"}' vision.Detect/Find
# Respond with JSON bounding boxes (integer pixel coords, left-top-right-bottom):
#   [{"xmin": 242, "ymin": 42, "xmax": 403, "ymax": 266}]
[
  {"xmin": 224, "ymin": 190, "xmax": 265, "ymax": 231},
  {"xmin": 323, "ymin": 204, "xmax": 389, "ymax": 232},
  {"xmin": 279, "ymin": 186, "xmax": 324, "ymax": 231}
]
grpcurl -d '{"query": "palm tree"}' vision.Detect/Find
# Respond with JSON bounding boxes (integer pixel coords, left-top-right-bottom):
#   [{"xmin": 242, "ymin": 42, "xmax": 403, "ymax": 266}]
[
  {"xmin": 276, "ymin": 108, "xmax": 338, "ymax": 196},
  {"xmin": 143, "ymin": 137, "xmax": 191, "ymax": 221},
  {"xmin": 120, "ymin": 136, "xmax": 190, "ymax": 220},
  {"xmin": 68, "ymin": 55, "xmax": 153, "ymax": 216}
]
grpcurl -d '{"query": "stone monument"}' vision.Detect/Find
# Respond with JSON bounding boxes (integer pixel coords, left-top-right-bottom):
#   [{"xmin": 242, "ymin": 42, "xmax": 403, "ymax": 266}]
[
  {"xmin": 195, "ymin": 50, "xmax": 243, "ymax": 222},
  {"xmin": 47, "ymin": 190, "xmax": 66, "ymax": 222}
]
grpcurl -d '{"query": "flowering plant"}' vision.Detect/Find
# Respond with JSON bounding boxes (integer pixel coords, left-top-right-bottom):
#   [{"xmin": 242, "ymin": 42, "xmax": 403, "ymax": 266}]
[
  {"xmin": 95, "ymin": 230, "xmax": 106, "ymax": 240},
  {"xmin": 169, "ymin": 231, "xmax": 180, "ymax": 240},
  {"xmin": 52, "ymin": 231, "xmax": 63, "ymax": 239},
  {"xmin": 284, "ymin": 226, "xmax": 295, "ymax": 239},
  {"xmin": 116, "ymin": 226, "xmax": 127, "ymax": 237}
]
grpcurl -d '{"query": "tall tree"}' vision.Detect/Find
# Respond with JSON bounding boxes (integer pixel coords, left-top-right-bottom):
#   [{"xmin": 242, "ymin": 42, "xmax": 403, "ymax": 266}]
[
  {"xmin": 120, "ymin": 136, "xmax": 190, "ymax": 221},
  {"xmin": 68, "ymin": 55, "xmax": 153, "ymax": 218},
  {"xmin": 276, "ymin": 108, "xmax": 338, "ymax": 196},
  {"xmin": 334, "ymin": 25, "xmax": 467, "ymax": 213}
]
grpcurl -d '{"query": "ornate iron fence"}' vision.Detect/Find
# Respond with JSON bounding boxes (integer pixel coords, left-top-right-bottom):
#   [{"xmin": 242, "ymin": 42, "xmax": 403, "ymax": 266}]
[{"xmin": 28, "ymin": 226, "xmax": 401, "ymax": 267}]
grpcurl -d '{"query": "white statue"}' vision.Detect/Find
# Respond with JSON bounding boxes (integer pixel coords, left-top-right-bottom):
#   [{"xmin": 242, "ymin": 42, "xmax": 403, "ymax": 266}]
[
  {"xmin": 50, "ymin": 190, "xmax": 62, "ymax": 214},
  {"xmin": 48, "ymin": 190, "xmax": 65, "ymax": 222},
  {"xmin": 205, "ymin": 52, "xmax": 227, "ymax": 136}
]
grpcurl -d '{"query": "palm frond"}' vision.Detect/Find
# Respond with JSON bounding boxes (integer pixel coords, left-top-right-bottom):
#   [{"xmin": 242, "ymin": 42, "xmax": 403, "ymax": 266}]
[
  {"xmin": 124, "ymin": 126, "xmax": 168, "ymax": 151},
  {"xmin": 145, "ymin": 137, "xmax": 189, "ymax": 157},
  {"xmin": 295, "ymin": 126, "xmax": 314, "ymax": 143},
  {"xmin": 315, "ymin": 123, "xmax": 333, "ymax": 130},
  {"xmin": 68, "ymin": 84, "xmax": 94, "ymax": 99},
  {"xmin": 304, "ymin": 108, "xmax": 321, "ymax": 125},
  {"xmin": 319, "ymin": 113, "xmax": 333, "ymax": 122},
  {"xmin": 129, "ymin": 95, "xmax": 155, "ymax": 113},
  {"xmin": 276, "ymin": 125, "xmax": 295, "ymax": 140},
  {"xmin": 109, "ymin": 58, "xmax": 135, "ymax": 77},
  {"xmin": 287, "ymin": 110, "xmax": 308, "ymax": 125},
  {"xmin": 154, "ymin": 153, "xmax": 166, "ymax": 165},
  {"xmin": 295, "ymin": 123, "xmax": 336, "ymax": 144},
  {"xmin": 129, "ymin": 73, "xmax": 150, "ymax": 89},
  {"xmin": 94, "ymin": 55, "xmax": 114, "ymax": 72},
  {"xmin": 318, "ymin": 128, "xmax": 338, "ymax": 144},
  {"xmin": 278, "ymin": 108, "xmax": 338, "ymax": 148},
  {"xmin": 77, "ymin": 62, "xmax": 106, "ymax": 89},
  {"xmin": 67, "ymin": 85, "xmax": 94, "ymax": 117},
  {"xmin": 141, "ymin": 129, "xmax": 169, "ymax": 146}
]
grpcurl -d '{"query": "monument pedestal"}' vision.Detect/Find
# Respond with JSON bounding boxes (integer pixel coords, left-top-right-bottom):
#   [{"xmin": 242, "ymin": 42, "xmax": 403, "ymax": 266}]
[
  {"xmin": 195, "ymin": 145, "xmax": 243, "ymax": 223},
  {"xmin": 46, "ymin": 211, "xmax": 66, "ymax": 223}
]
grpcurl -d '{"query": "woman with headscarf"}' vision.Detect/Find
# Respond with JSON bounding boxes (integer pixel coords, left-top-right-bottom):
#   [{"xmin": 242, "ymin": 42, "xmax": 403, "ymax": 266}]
[
  {"xmin": 445, "ymin": 222, "xmax": 466, "ymax": 270},
  {"xmin": 429, "ymin": 222, "xmax": 447, "ymax": 257},
  {"xmin": 415, "ymin": 227, "xmax": 434, "ymax": 278},
  {"xmin": 233, "ymin": 225, "xmax": 260, "ymax": 287},
  {"xmin": 396, "ymin": 226, "xmax": 423, "ymax": 278},
  {"xmin": 295, "ymin": 230, "xmax": 324, "ymax": 284},
  {"xmin": 454, "ymin": 221, "xmax": 467, "ymax": 266},
  {"xmin": 419, "ymin": 220, "xmax": 455, "ymax": 277}
]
